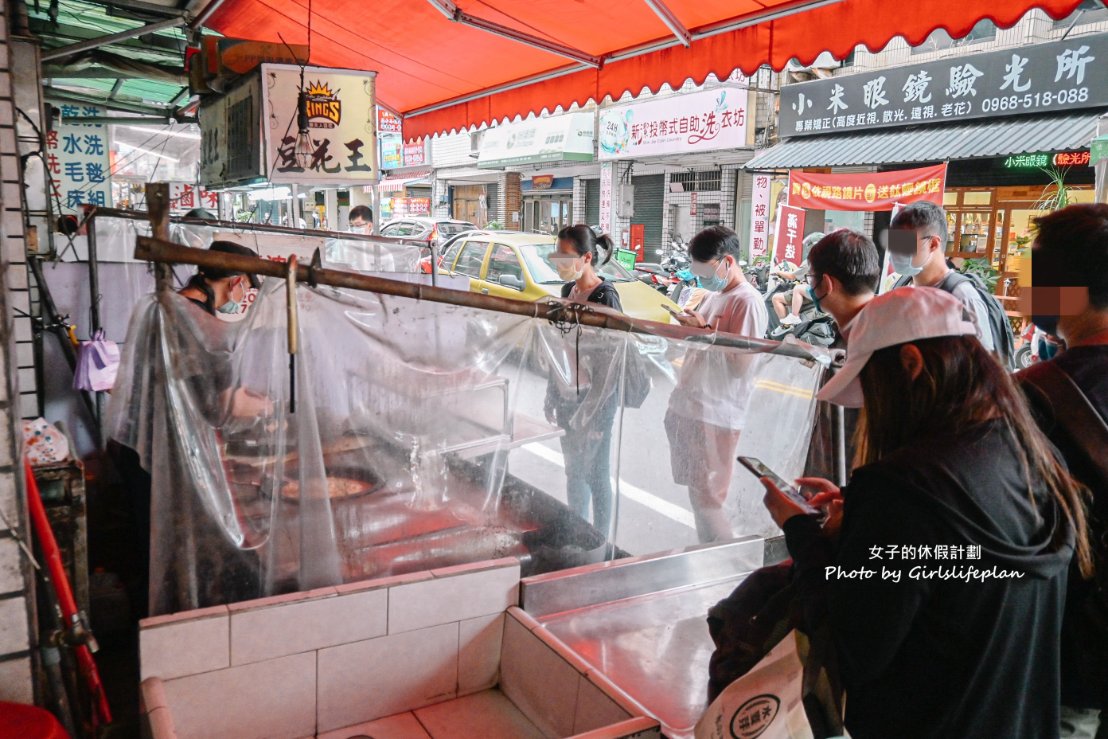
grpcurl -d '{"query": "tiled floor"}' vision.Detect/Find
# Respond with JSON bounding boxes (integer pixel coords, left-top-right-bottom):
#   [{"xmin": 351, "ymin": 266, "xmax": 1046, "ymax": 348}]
[{"xmin": 318, "ymin": 689, "xmax": 544, "ymax": 739}]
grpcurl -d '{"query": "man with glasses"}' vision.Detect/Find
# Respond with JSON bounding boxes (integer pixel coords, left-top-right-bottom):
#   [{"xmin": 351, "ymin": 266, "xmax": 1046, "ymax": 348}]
[
  {"xmin": 890, "ymin": 201, "xmax": 995, "ymax": 352},
  {"xmin": 805, "ymin": 229, "xmax": 881, "ymax": 343}
]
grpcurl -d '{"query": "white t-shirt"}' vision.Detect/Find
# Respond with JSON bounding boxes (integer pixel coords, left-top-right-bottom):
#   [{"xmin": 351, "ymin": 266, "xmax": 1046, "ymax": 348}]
[
  {"xmin": 668, "ymin": 280, "xmax": 768, "ymax": 430},
  {"xmin": 906, "ymin": 274, "xmax": 994, "ymax": 352}
]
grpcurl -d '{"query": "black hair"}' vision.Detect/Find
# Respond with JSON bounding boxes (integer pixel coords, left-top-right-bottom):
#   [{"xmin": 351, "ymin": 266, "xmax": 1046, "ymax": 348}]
[
  {"xmin": 808, "ymin": 229, "xmax": 880, "ymax": 296},
  {"xmin": 349, "ymin": 205, "xmax": 373, "ymax": 222},
  {"xmin": 558, "ymin": 224, "xmax": 614, "ymax": 266},
  {"xmin": 184, "ymin": 208, "xmax": 214, "ymax": 219},
  {"xmin": 1033, "ymin": 203, "xmax": 1108, "ymax": 310},
  {"xmin": 197, "ymin": 240, "xmax": 260, "ymax": 288},
  {"xmin": 688, "ymin": 225, "xmax": 741, "ymax": 261},
  {"xmin": 890, "ymin": 200, "xmax": 949, "ymax": 244}
]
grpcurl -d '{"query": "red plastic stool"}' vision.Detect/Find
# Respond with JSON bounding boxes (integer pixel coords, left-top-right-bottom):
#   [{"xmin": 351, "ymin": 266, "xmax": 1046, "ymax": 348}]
[{"xmin": 0, "ymin": 702, "xmax": 69, "ymax": 739}]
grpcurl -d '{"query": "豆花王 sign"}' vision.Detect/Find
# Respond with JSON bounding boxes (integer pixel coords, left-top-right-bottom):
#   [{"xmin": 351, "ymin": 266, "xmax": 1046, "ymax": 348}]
[
  {"xmin": 599, "ymin": 86, "xmax": 749, "ymax": 160},
  {"xmin": 780, "ymin": 32, "xmax": 1108, "ymax": 137}
]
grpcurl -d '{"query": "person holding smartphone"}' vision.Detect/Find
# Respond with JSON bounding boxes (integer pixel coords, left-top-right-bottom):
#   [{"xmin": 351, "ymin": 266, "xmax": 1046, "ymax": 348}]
[
  {"xmin": 664, "ymin": 226, "xmax": 767, "ymax": 543},
  {"xmin": 759, "ymin": 287, "xmax": 1089, "ymax": 739},
  {"xmin": 543, "ymin": 225, "xmax": 623, "ymax": 540}
]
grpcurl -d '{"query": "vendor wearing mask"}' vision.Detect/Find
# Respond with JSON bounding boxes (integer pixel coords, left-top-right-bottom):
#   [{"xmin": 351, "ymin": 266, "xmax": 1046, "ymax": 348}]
[
  {"xmin": 178, "ymin": 241, "xmax": 261, "ymax": 316},
  {"xmin": 666, "ymin": 226, "xmax": 768, "ymax": 542}
]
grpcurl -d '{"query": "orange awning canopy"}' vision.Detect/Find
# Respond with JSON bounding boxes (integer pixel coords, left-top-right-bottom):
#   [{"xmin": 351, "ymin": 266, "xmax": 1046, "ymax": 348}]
[{"xmin": 204, "ymin": 0, "xmax": 1085, "ymax": 140}]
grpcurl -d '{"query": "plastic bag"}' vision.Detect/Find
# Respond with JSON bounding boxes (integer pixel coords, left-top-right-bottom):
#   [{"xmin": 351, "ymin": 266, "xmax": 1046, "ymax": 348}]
[
  {"xmin": 697, "ymin": 630, "xmax": 822, "ymax": 739},
  {"xmin": 74, "ymin": 329, "xmax": 121, "ymax": 392},
  {"xmin": 22, "ymin": 418, "xmax": 70, "ymax": 465}
]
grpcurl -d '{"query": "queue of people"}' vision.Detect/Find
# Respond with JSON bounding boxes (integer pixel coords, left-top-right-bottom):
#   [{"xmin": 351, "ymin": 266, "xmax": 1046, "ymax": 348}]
[{"xmin": 759, "ymin": 203, "xmax": 1107, "ymax": 738}]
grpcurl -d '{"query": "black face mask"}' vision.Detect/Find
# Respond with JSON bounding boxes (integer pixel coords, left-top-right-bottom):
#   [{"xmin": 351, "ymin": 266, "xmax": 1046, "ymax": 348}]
[{"xmin": 1031, "ymin": 314, "xmax": 1060, "ymax": 338}]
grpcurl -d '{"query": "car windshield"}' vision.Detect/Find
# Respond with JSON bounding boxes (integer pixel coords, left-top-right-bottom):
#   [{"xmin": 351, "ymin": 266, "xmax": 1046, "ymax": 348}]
[
  {"xmin": 438, "ymin": 222, "xmax": 476, "ymax": 237},
  {"xmin": 520, "ymin": 242, "xmax": 634, "ymax": 284}
]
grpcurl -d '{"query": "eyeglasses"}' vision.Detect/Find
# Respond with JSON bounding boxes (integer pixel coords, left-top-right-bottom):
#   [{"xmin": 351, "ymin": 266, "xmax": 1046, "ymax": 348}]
[{"xmin": 806, "ymin": 273, "xmax": 821, "ymax": 286}]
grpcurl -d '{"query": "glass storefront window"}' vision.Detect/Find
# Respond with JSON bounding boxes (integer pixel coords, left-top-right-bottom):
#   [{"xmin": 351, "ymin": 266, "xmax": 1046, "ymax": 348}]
[{"xmin": 963, "ymin": 191, "xmax": 992, "ymax": 205}]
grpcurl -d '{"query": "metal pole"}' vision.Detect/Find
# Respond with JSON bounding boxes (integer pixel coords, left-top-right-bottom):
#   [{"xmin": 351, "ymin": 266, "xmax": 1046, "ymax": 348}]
[
  {"xmin": 146, "ymin": 183, "xmax": 173, "ymax": 291},
  {"xmin": 86, "ymin": 214, "xmax": 103, "ymax": 424},
  {"xmin": 133, "ymin": 236, "xmax": 829, "ymax": 361},
  {"xmin": 87, "ymin": 215, "xmax": 101, "ymax": 336},
  {"xmin": 41, "ymin": 16, "xmax": 188, "ymax": 62},
  {"xmin": 834, "ymin": 404, "xmax": 848, "ymax": 487}
]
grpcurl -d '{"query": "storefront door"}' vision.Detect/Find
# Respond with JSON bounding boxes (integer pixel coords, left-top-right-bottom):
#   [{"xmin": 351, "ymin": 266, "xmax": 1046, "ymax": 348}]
[{"xmin": 524, "ymin": 195, "xmax": 573, "ymax": 235}]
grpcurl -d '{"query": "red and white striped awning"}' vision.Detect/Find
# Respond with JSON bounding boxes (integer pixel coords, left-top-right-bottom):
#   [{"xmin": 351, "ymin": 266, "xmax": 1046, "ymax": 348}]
[{"xmin": 376, "ymin": 170, "xmax": 433, "ymax": 193}]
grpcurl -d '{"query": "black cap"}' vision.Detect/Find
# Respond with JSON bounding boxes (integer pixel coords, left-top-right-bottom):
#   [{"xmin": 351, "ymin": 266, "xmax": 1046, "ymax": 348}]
[{"xmin": 200, "ymin": 240, "xmax": 261, "ymax": 289}]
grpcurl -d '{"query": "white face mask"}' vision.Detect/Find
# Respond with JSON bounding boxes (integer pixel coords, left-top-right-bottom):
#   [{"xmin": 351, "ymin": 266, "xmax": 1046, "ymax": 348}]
[{"xmin": 349, "ymin": 224, "xmax": 369, "ymax": 235}]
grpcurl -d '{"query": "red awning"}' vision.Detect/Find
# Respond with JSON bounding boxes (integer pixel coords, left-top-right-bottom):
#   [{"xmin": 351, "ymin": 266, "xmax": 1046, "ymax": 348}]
[{"xmin": 204, "ymin": 0, "xmax": 1084, "ymax": 140}]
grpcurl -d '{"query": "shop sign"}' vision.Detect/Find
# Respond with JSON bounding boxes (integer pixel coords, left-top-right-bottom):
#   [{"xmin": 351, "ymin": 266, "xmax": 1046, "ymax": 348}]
[
  {"xmin": 749, "ymin": 174, "xmax": 772, "ymax": 258},
  {"xmin": 599, "ymin": 86, "xmax": 748, "ymax": 160},
  {"xmin": 773, "ymin": 205, "xmax": 806, "ymax": 264},
  {"xmin": 781, "ymin": 32, "xmax": 1108, "ymax": 137},
  {"xmin": 380, "ymin": 134, "xmax": 403, "ymax": 170},
  {"xmin": 690, "ymin": 191, "xmax": 698, "ymax": 216},
  {"xmin": 377, "ymin": 108, "xmax": 403, "ymax": 135},
  {"xmin": 382, "ymin": 196, "xmax": 430, "ymax": 218},
  {"xmin": 599, "ymin": 162, "xmax": 614, "ymax": 233},
  {"xmin": 477, "ymin": 112, "xmax": 595, "ymax": 168},
  {"xmin": 1053, "ymin": 150, "xmax": 1091, "ymax": 167},
  {"xmin": 1093, "ymin": 136, "xmax": 1108, "ymax": 164},
  {"xmin": 169, "ymin": 182, "xmax": 220, "ymax": 213},
  {"xmin": 532, "ymin": 175, "xmax": 554, "ymax": 190},
  {"xmin": 787, "ymin": 163, "xmax": 946, "ymax": 212},
  {"xmin": 402, "ymin": 140, "xmax": 428, "ymax": 167},
  {"xmin": 260, "ymin": 64, "xmax": 379, "ymax": 185},
  {"xmin": 48, "ymin": 104, "xmax": 111, "ymax": 214}
]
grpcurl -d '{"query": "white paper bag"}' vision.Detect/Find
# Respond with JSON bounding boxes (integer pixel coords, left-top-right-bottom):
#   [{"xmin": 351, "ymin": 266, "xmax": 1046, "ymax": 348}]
[{"xmin": 696, "ymin": 630, "xmax": 815, "ymax": 739}]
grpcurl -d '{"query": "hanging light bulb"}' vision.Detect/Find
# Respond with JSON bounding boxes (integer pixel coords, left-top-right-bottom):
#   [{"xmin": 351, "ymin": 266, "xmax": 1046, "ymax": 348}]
[{"xmin": 294, "ymin": 89, "xmax": 313, "ymax": 170}]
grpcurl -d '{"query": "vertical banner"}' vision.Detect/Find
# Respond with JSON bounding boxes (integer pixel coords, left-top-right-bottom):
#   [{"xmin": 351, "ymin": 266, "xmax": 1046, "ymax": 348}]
[
  {"xmin": 749, "ymin": 174, "xmax": 771, "ymax": 258},
  {"xmin": 690, "ymin": 191, "xmax": 698, "ymax": 216},
  {"xmin": 773, "ymin": 205, "xmax": 806, "ymax": 264},
  {"xmin": 599, "ymin": 162, "xmax": 614, "ymax": 235},
  {"xmin": 48, "ymin": 105, "xmax": 112, "ymax": 214}
]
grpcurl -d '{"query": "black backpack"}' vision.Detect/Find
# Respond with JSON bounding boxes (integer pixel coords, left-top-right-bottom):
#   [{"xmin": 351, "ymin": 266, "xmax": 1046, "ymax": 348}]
[{"xmin": 894, "ymin": 271, "xmax": 1016, "ymax": 369}]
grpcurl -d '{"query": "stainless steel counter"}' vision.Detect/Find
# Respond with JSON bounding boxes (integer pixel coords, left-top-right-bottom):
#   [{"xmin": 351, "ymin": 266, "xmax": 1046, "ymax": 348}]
[{"xmin": 521, "ymin": 538, "xmax": 765, "ymax": 739}]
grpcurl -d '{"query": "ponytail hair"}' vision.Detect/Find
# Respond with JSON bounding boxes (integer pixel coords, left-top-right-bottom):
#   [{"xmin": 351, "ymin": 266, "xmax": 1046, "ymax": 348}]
[{"xmin": 558, "ymin": 224, "xmax": 614, "ymax": 267}]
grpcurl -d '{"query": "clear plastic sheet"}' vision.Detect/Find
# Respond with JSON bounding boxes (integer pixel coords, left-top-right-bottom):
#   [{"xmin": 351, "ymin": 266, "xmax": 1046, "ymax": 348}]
[{"xmin": 107, "ymin": 276, "xmax": 829, "ymax": 615}]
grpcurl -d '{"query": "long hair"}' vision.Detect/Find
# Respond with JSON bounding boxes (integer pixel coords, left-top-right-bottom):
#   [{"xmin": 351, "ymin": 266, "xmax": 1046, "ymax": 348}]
[
  {"xmin": 853, "ymin": 335, "xmax": 1092, "ymax": 576},
  {"xmin": 558, "ymin": 224, "xmax": 614, "ymax": 266}
]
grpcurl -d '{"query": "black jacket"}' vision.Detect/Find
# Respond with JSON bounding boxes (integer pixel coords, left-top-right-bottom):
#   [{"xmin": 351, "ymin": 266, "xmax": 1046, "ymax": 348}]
[
  {"xmin": 784, "ymin": 420, "xmax": 1072, "ymax": 739},
  {"xmin": 1019, "ymin": 346, "xmax": 1108, "ymax": 710},
  {"xmin": 559, "ymin": 278, "xmax": 622, "ymax": 309}
]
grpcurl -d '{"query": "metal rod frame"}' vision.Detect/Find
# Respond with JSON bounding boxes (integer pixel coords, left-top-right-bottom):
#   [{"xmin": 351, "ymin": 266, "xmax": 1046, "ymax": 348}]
[
  {"xmin": 41, "ymin": 16, "xmax": 188, "ymax": 62},
  {"xmin": 405, "ymin": 0, "xmax": 845, "ymax": 119},
  {"xmin": 641, "ymin": 0, "xmax": 691, "ymax": 47},
  {"xmin": 133, "ymin": 234, "xmax": 827, "ymax": 361},
  {"xmin": 425, "ymin": 0, "xmax": 601, "ymax": 68},
  {"xmin": 90, "ymin": 206, "xmax": 429, "ymax": 248}
]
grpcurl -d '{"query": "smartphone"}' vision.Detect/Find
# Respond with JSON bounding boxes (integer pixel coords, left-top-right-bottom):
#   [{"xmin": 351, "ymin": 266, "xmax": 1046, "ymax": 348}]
[
  {"xmin": 737, "ymin": 456, "xmax": 820, "ymax": 515},
  {"xmin": 663, "ymin": 304, "xmax": 684, "ymax": 318}
]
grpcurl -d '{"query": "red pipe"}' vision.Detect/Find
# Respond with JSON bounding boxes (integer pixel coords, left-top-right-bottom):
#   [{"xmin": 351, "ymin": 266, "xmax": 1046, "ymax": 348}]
[{"xmin": 24, "ymin": 461, "xmax": 113, "ymax": 728}]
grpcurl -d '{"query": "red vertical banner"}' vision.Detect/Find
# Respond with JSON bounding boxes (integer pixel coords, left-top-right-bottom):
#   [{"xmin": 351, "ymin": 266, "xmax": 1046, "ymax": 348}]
[
  {"xmin": 630, "ymin": 223, "xmax": 645, "ymax": 259},
  {"xmin": 773, "ymin": 205, "xmax": 806, "ymax": 264},
  {"xmin": 690, "ymin": 191, "xmax": 698, "ymax": 216}
]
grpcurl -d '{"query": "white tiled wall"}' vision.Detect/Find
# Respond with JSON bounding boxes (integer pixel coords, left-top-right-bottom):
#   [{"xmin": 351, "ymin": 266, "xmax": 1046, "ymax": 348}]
[
  {"xmin": 140, "ymin": 559, "xmax": 658, "ymax": 739},
  {"xmin": 0, "ymin": 0, "xmax": 35, "ymax": 705},
  {"xmin": 140, "ymin": 559, "xmax": 522, "ymax": 739}
]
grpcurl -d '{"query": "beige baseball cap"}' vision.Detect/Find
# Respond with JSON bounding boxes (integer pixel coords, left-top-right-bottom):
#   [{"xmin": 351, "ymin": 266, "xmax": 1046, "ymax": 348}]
[{"xmin": 817, "ymin": 286, "xmax": 978, "ymax": 408}]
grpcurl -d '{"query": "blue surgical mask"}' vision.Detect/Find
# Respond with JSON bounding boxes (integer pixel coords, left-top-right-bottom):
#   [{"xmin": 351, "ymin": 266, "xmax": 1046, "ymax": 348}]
[
  {"xmin": 697, "ymin": 258, "xmax": 730, "ymax": 292},
  {"xmin": 807, "ymin": 284, "xmax": 826, "ymax": 313},
  {"xmin": 217, "ymin": 300, "xmax": 240, "ymax": 315},
  {"xmin": 890, "ymin": 251, "xmax": 925, "ymax": 278}
]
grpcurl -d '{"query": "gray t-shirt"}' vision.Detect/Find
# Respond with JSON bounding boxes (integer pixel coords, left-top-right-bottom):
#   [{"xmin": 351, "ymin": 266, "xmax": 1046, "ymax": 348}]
[{"xmin": 949, "ymin": 279, "xmax": 995, "ymax": 352}]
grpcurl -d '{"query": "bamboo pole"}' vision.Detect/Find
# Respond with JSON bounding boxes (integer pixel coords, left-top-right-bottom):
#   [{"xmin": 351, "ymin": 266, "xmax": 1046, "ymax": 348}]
[{"xmin": 133, "ymin": 235, "xmax": 829, "ymax": 362}]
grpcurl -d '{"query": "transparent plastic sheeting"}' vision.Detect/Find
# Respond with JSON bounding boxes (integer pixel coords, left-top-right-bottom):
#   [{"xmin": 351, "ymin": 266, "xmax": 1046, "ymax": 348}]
[{"xmin": 107, "ymin": 278, "xmax": 829, "ymax": 615}]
